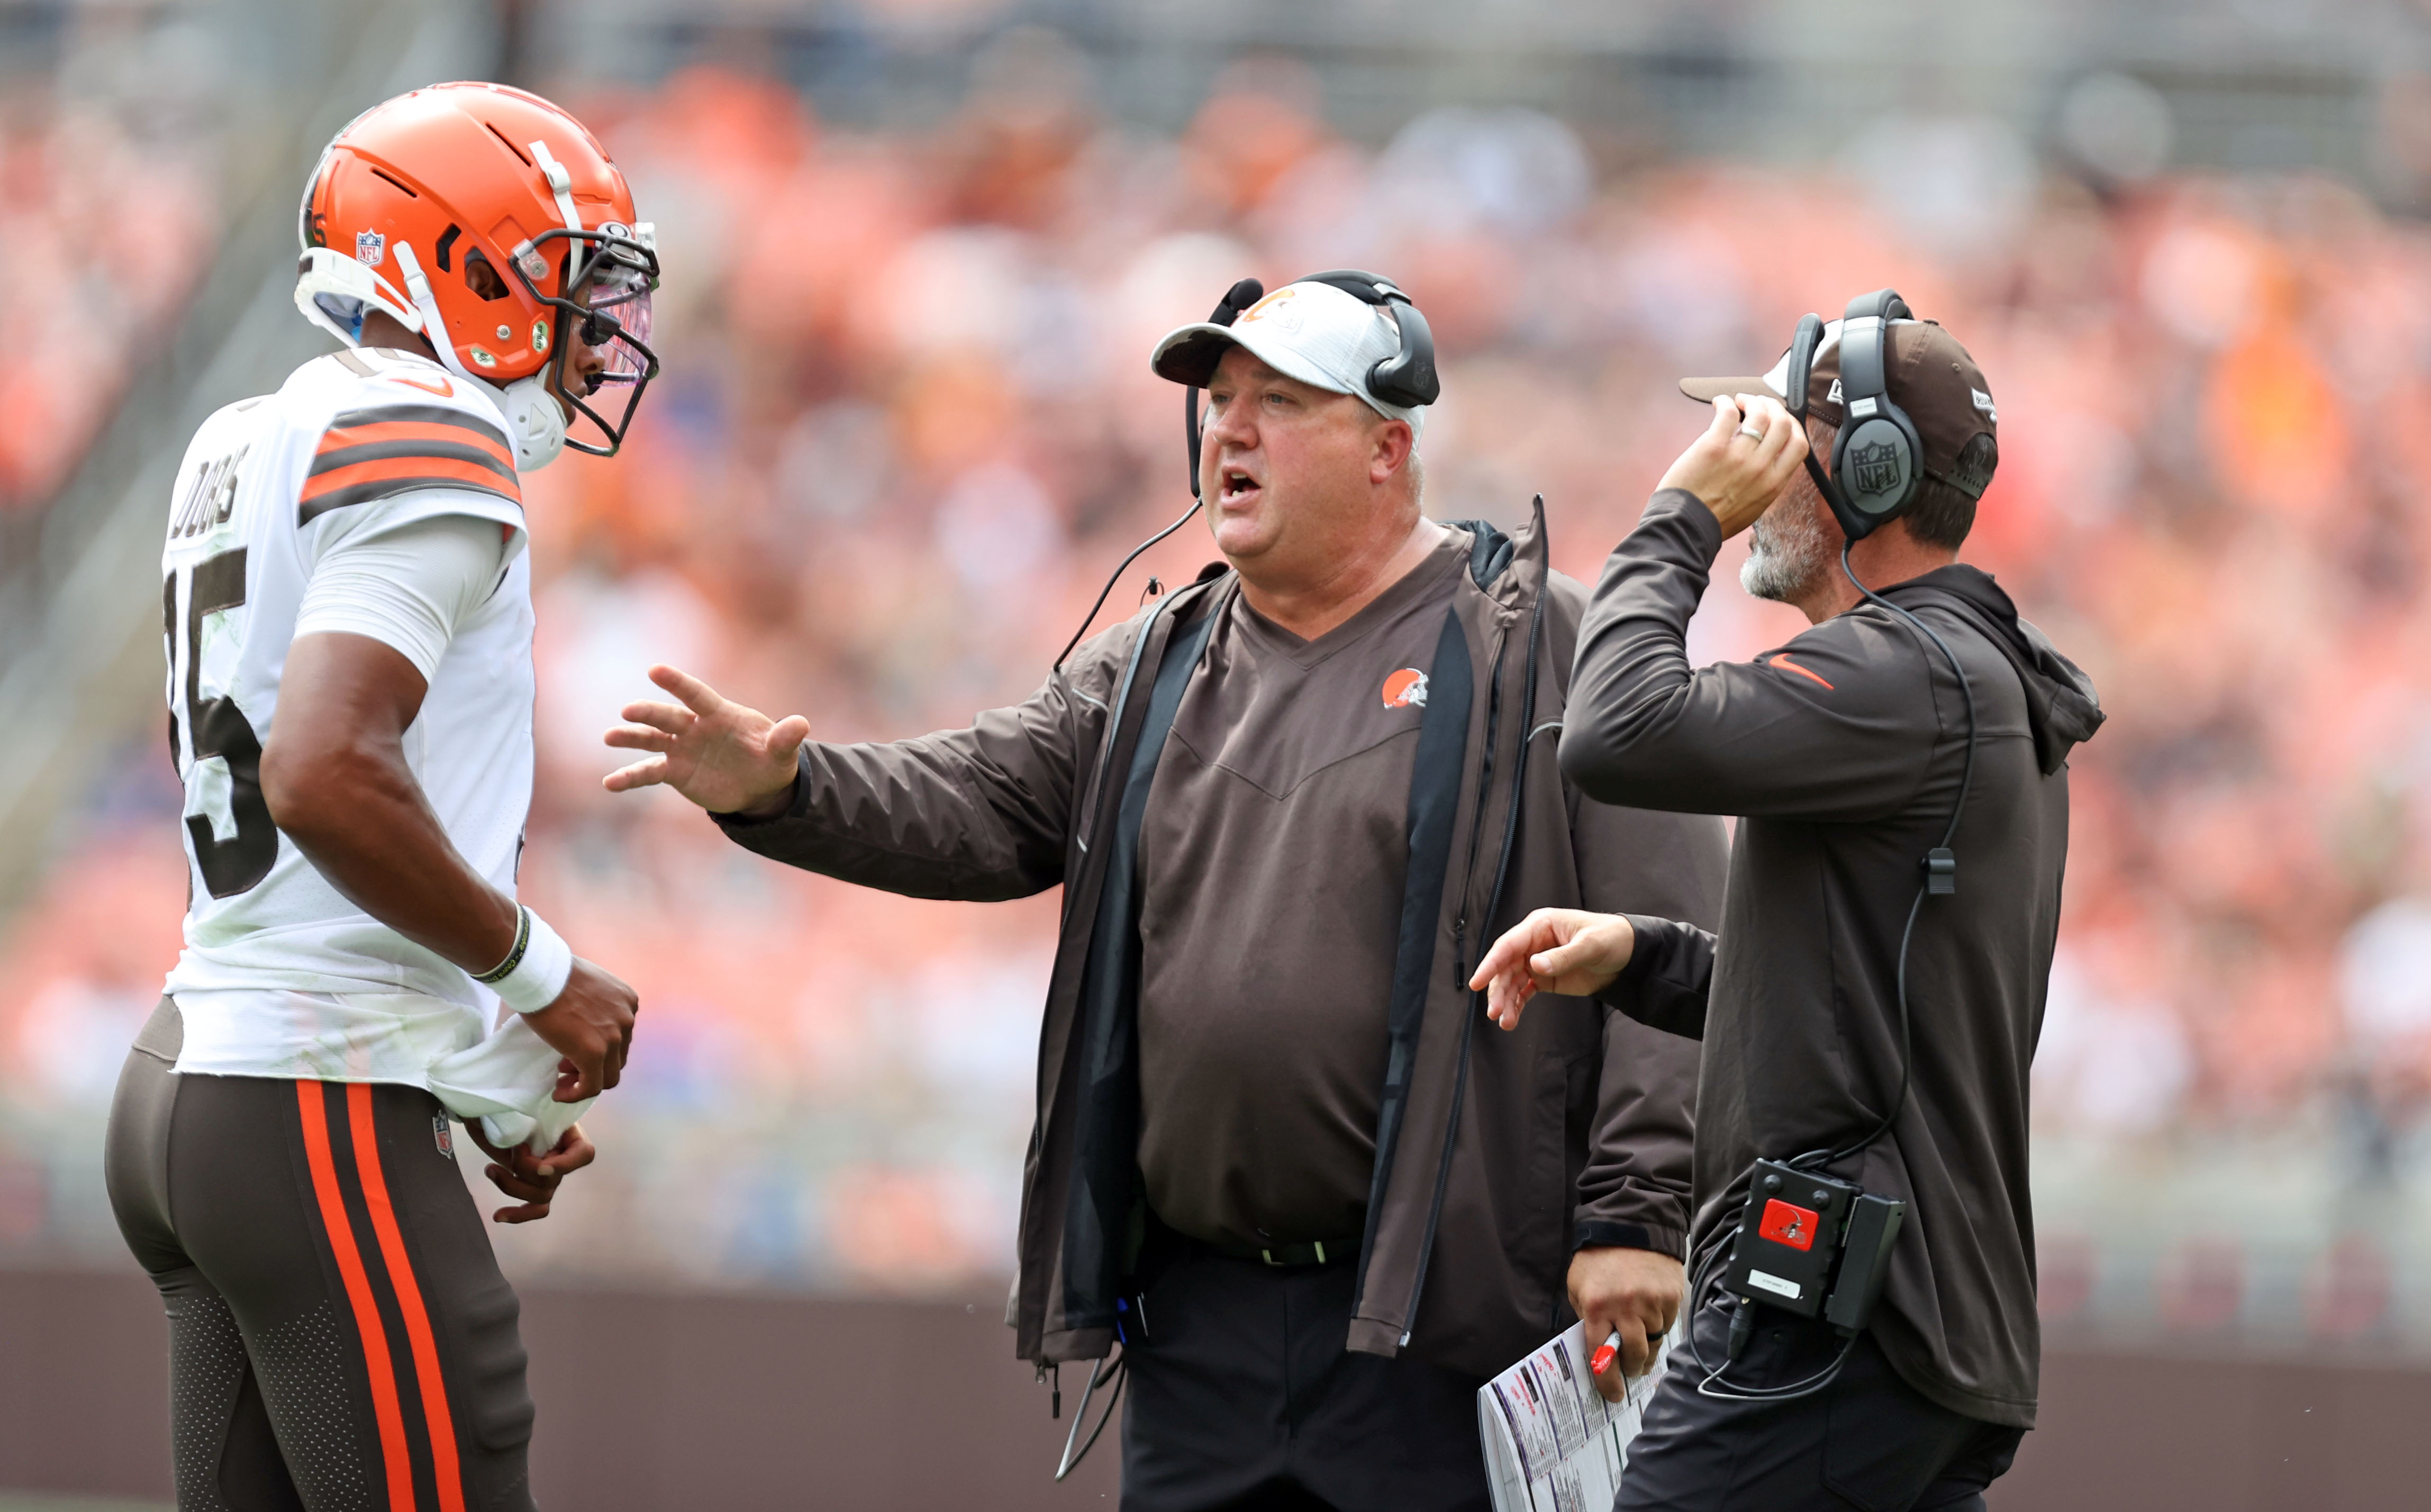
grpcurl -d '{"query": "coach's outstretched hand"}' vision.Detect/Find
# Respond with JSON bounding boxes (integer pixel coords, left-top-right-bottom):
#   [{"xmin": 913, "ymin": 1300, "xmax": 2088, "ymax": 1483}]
[
  {"xmin": 603, "ymin": 664, "xmax": 811, "ymax": 817},
  {"xmin": 1468, "ymin": 908, "xmax": 1638, "ymax": 1031}
]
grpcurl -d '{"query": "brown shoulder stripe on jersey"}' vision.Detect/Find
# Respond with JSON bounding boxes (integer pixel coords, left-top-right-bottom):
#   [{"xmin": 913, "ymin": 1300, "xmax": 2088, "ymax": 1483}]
[
  {"xmin": 329, "ymin": 403, "xmax": 511, "ymax": 448},
  {"xmin": 300, "ymin": 472, "xmax": 523, "ymax": 524}
]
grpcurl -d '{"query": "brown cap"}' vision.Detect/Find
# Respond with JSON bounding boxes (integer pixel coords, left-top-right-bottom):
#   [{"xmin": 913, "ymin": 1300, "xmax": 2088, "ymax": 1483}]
[{"xmin": 1679, "ymin": 318, "xmax": 1999, "ymax": 499}]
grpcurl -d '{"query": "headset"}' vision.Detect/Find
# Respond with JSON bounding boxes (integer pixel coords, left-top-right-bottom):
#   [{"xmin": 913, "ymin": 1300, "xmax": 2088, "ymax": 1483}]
[
  {"xmin": 1788, "ymin": 289, "xmax": 1922, "ymax": 542},
  {"xmin": 1050, "ymin": 271, "xmax": 1438, "ymax": 673},
  {"xmin": 1682, "ymin": 288, "xmax": 1984, "ymax": 1405},
  {"xmin": 1290, "ymin": 269, "xmax": 1441, "ymax": 409}
]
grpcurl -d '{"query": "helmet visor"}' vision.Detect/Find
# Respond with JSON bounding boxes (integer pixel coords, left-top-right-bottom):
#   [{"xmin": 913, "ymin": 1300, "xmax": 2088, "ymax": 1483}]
[{"xmin": 582, "ymin": 263, "xmax": 655, "ymax": 387}]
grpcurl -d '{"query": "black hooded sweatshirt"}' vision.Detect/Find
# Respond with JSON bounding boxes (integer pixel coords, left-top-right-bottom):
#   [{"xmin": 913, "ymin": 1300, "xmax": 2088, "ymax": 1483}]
[{"xmin": 1560, "ymin": 490, "xmax": 2103, "ymax": 1429}]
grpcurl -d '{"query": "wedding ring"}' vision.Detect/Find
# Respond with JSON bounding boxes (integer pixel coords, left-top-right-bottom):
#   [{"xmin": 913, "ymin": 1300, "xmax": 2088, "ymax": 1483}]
[{"xmin": 1735, "ymin": 423, "xmax": 1766, "ymax": 441}]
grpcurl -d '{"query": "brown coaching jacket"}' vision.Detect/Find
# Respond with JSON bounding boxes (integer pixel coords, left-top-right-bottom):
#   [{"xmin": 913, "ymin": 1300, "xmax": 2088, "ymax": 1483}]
[
  {"xmin": 1563, "ymin": 490, "xmax": 2104, "ymax": 1427},
  {"xmin": 713, "ymin": 502, "xmax": 1726, "ymax": 1380}
]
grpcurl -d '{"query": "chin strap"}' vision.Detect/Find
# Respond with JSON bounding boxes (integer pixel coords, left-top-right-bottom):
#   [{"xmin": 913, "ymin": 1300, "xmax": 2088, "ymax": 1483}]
[{"xmin": 391, "ymin": 242, "xmax": 476, "ymax": 383}]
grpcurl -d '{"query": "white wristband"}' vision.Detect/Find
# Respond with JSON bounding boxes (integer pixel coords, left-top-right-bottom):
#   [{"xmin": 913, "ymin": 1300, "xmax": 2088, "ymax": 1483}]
[{"xmin": 471, "ymin": 906, "xmax": 575, "ymax": 1015}]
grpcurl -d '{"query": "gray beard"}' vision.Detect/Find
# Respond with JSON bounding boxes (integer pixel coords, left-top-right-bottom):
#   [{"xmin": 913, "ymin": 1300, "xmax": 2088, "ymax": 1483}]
[{"xmin": 1740, "ymin": 502, "xmax": 1830, "ymax": 603}]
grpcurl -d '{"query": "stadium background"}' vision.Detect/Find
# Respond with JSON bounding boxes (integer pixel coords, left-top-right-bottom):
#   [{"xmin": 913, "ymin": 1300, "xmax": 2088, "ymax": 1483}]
[{"xmin": 6, "ymin": 0, "xmax": 2431, "ymax": 1505}]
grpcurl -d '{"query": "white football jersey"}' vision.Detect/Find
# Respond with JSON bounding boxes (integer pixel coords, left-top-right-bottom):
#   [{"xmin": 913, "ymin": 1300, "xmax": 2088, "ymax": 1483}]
[{"xmin": 159, "ymin": 345, "xmax": 536, "ymax": 1083}]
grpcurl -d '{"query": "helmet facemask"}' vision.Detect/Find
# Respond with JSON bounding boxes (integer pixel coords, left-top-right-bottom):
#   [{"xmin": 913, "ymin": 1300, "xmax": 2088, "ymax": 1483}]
[{"xmin": 509, "ymin": 224, "xmax": 661, "ymax": 458}]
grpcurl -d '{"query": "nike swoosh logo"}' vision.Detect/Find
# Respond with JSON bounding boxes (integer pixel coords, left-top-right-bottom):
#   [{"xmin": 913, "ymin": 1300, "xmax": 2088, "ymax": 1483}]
[
  {"xmin": 1767, "ymin": 653, "xmax": 1834, "ymax": 690},
  {"xmin": 389, "ymin": 372, "xmax": 454, "ymax": 397}
]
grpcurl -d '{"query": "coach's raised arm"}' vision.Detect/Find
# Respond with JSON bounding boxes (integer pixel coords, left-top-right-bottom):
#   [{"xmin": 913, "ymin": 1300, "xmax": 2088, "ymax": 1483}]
[
  {"xmin": 605, "ymin": 271, "xmax": 1729, "ymax": 1504},
  {"xmin": 1478, "ymin": 296, "xmax": 2103, "ymax": 1511}
]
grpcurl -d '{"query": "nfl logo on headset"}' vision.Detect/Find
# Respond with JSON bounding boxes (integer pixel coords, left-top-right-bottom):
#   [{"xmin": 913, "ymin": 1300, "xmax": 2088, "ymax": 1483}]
[{"xmin": 1849, "ymin": 439, "xmax": 1902, "ymax": 498}]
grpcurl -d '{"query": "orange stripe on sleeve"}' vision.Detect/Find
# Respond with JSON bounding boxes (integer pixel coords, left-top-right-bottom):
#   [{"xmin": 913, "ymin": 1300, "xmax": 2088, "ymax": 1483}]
[
  {"xmin": 298, "ymin": 454, "xmax": 524, "ymax": 504},
  {"xmin": 1767, "ymin": 652, "xmax": 1836, "ymax": 690},
  {"xmin": 296, "ymin": 1080, "xmax": 417, "ymax": 1512},
  {"xmin": 348, "ymin": 1083, "xmax": 468, "ymax": 1512},
  {"xmin": 317, "ymin": 420, "xmax": 514, "ymax": 467}
]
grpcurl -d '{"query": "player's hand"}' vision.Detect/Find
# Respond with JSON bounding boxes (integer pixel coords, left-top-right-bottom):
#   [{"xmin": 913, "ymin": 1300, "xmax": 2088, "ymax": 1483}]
[
  {"xmin": 1656, "ymin": 394, "xmax": 1809, "ymax": 540},
  {"xmin": 603, "ymin": 664, "xmax": 810, "ymax": 818},
  {"xmin": 525, "ymin": 957, "xmax": 637, "ymax": 1101},
  {"xmin": 1571, "ymin": 1246, "xmax": 1684, "ymax": 1399},
  {"xmin": 1469, "ymin": 909, "xmax": 1636, "ymax": 1030},
  {"xmin": 468, "ymin": 1122, "xmax": 596, "ymax": 1224}
]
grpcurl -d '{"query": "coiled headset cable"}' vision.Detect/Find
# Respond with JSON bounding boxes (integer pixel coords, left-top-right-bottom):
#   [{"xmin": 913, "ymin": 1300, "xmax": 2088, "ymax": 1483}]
[{"xmin": 1681, "ymin": 540, "xmax": 1979, "ymax": 1404}]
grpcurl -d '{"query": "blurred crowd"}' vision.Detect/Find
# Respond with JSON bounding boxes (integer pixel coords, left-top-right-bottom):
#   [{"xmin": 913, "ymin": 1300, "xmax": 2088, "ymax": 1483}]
[
  {"xmin": 10, "ymin": 47, "xmax": 2431, "ymax": 1310},
  {"xmin": 0, "ymin": 67, "xmax": 217, "ymax": 513}
]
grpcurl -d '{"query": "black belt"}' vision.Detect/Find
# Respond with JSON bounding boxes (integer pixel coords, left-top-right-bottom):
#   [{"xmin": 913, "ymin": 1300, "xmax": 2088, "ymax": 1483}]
[{"xmin": 1203, "ymin": 1235, "xmax": 1358, "ymax": 1268}]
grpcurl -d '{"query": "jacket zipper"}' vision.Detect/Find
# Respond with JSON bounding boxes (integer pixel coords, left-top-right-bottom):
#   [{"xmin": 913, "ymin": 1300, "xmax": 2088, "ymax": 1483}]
[
  {"xmin": 1400, "ymin": 588, "xmax": 1547, "ymax": 1343},
  {"xmin": 1451, "ymin": 624, "xmax": 1511, "ymax": 952},
  {"xmin": 1034, "ymin": 583, "xmax": 1194, "ymax": 1363},
  {"xmin": 1381, "ymin": 615, "xmax": 1505, "ymax": 1343}
]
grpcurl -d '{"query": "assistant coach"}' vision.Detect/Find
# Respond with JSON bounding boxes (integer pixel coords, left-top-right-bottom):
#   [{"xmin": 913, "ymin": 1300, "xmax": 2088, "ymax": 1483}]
[
  {"xmin": 601, "ymin": 272, "xmax": 1726, "ymax": 1510},
  {"xmin": 1473, "ymin": 295, "xmax": 2104, "ymax": 1511}
]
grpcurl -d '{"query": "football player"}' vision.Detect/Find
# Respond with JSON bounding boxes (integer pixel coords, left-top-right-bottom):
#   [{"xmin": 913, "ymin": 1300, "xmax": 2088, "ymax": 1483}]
[{"xmin": 104, "ymin": 83, "xmax": 656, "ymax": 1510}]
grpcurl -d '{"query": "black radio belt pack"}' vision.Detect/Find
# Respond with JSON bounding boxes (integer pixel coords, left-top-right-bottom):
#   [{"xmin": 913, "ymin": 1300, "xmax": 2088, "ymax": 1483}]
[{"xmin": 1724, "ymin": 1160, "xmax": 1904, "ymax": 1332}]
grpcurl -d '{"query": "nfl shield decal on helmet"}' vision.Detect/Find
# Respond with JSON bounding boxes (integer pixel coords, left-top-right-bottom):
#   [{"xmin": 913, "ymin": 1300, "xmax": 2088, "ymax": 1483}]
[
  {"xmin": 355, "ymin": 229, "xmax": 385, "ymax": 267},
  {"xmin": 1850, "ymin": 439, "xmax": 1902, "ymax": 496},
  {"xmin": 1383, "ymin": 667, "xmax": 1429, "ymax": 709}
]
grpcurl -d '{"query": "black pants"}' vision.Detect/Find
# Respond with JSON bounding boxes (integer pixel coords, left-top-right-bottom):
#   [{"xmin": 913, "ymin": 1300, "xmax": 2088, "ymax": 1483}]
[
  {"xmin": 105, "ymin": 998, "xmax": 537, "ymax": 1511},
  {"xmin": 1614, "ymin": 1291, "xmax": 2023, "ymax": 1512},
  {"xmin": 1118, "ymin": 1234, "xmax": 1491, "ymax": 1512}
]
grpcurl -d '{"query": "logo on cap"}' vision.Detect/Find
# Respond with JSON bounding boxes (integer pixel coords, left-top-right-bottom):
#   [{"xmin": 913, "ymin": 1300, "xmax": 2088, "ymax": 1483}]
[
  {"xmin": 1383, "ymin": 668, "xmax": 1429, "ymax": 709},
  {"xmin": 1849, "ymin": 439, "xmax": 1903, "ymax": 497},
  {"xmin": 1240, "ymin": 287, "xmax": 1304, "ymax": 333}
]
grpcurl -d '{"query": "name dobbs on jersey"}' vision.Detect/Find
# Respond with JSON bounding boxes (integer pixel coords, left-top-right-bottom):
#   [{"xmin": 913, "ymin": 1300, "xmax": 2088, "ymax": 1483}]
[{"xmin": 170, "ymin": 443, "xmax": 251, "ymax": 540}]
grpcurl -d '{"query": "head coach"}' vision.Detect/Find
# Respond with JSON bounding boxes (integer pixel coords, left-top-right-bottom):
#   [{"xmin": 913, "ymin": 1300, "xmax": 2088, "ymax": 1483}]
[
  {"xmin": 599, "ymin": 271, "xmax": 1728, "ymax": 1509},
  {"xmin": 1471, "ymin": 294, "xmax": 2105, "ymax": 1511}
]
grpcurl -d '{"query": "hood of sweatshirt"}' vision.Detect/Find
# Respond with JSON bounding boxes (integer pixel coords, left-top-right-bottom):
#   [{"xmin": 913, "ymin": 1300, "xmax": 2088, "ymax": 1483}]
[{"xmin": 1881, "ymin": 564, "xmax": 2105, "ymax": 775}]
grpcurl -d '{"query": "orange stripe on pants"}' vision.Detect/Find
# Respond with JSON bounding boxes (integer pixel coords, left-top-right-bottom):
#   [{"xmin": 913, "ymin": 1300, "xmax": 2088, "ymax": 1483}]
[
  {"xmin": 348, "ymin": 1082, "xmax": 468, "ymax": 1512},
  {"xmin": 296, "ymin": 1080, "xmax": 416, "ymax": 1512}
]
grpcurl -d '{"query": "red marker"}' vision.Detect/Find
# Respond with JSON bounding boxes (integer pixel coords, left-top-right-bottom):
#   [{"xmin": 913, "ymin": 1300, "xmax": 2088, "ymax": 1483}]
[{"xmin": 1591, "ymin": 1329, "xmax": 1621, "ymax": 1377}]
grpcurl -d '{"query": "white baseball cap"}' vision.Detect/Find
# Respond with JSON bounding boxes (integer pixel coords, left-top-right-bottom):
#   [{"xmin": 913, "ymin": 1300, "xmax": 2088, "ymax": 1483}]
[{"xmin": 1150, "ymin": 280, "xmax": 1429, "ymax": 440}]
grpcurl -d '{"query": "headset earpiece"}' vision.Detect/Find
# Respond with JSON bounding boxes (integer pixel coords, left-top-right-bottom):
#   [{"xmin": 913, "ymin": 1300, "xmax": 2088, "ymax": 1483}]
[
  {"xmin": 1822, "ymin": 288, "xmax": 1923, "ymax": 542},
  {"xmin": 1367, "ymin": 297, "xmax": 1438, "ymax": 409},
  {"xmin": 1294, "ymin": 268, "xmax": 1441, "ymax": 409}
]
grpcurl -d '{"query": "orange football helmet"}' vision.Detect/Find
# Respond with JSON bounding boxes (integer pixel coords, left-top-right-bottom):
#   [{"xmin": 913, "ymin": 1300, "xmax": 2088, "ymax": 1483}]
[{"xmin": 294, "ymin": 82, "xmax": 659, "ymax": 466}]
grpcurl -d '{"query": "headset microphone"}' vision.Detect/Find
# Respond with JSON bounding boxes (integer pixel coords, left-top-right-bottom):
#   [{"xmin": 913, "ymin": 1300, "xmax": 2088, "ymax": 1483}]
[
  {"xmin": 1184, "ymin": 278, "xmax": 1267, "ymax": 496},
  {"xmin": 1052, "ymin": 278, "xmax": 1264, "ymax": 675}
]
